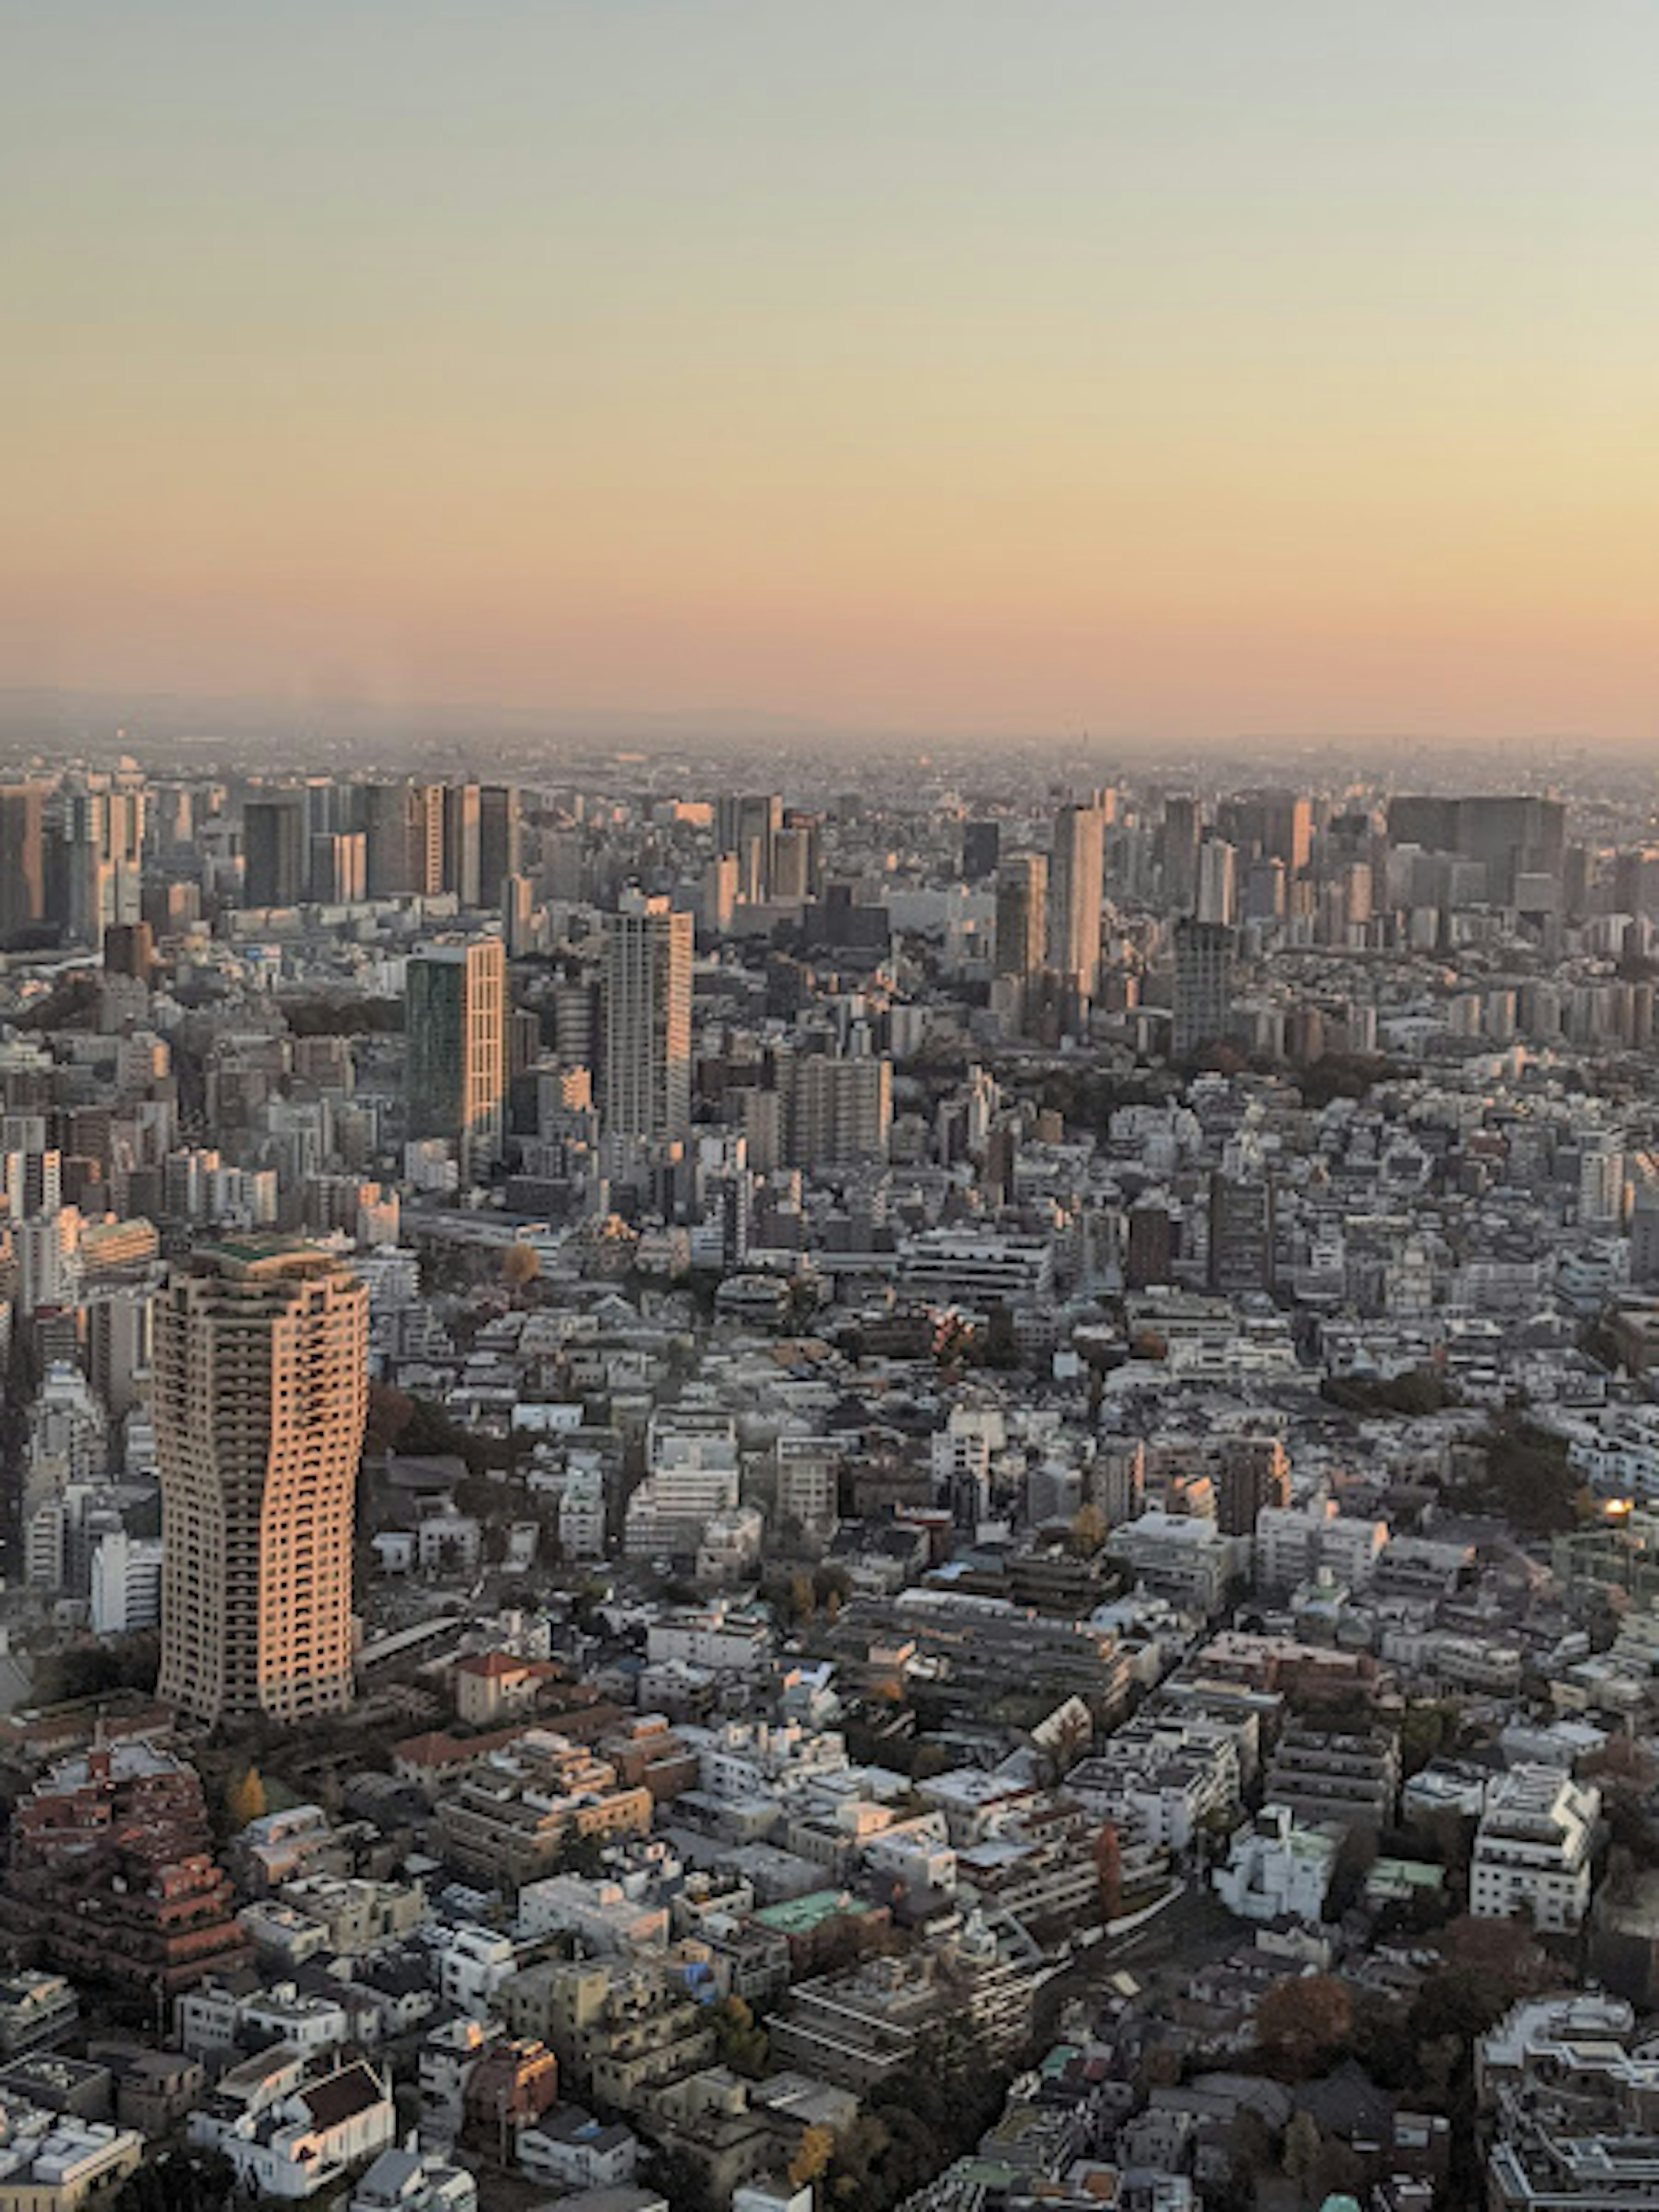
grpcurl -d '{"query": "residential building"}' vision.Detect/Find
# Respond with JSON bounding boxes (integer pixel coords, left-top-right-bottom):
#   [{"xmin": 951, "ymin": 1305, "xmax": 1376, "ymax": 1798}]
[
  {"xmin": 1471, "ymin": 1767, "xmax": 1600, "ymax": 1933},
  {"xmin": 406, "ymin": 937, "xmax": 507, "ymax": 1177},
  {"xmin": 153, "ymin": 1241, "xmax": 368, "ymax": 1729}
]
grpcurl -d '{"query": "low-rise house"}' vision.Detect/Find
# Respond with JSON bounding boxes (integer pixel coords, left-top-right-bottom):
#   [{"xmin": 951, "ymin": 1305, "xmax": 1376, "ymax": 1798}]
[
  {"xmin": 350, "ymin": 2145, "xmax": 477, "ymax": 2212},
  {"xmin": 519, "ymin": 2104, "xmax": 642, "ymax": 2194},
  {"xmin": 189, "ymin": 2048, "xmax": 395, "ymax": 2201}
]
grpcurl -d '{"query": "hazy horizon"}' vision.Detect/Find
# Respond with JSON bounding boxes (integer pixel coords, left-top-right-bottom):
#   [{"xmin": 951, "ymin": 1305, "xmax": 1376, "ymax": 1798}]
[{"xmin": 9, "ymin": 2, "xmax": 1659, "ymax": 746}]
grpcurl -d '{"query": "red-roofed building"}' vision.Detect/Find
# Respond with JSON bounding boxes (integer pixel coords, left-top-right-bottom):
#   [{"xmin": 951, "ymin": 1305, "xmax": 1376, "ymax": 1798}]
[{"xmin": 453, "ymin": 1650, "xmax": 563, "ymax": 1729}]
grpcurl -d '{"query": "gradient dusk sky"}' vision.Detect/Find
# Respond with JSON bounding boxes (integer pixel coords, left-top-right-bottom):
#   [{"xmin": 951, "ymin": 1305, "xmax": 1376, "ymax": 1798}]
[{"xmin": 6, "ymin": 1, "xmax": 1658, "ymax": 744}]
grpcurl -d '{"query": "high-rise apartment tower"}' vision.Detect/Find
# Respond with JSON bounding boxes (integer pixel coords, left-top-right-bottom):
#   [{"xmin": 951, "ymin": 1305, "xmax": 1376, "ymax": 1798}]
[{"xmin": 154, "ymin": 1241, "xmax": 368, "ymax": 1729}]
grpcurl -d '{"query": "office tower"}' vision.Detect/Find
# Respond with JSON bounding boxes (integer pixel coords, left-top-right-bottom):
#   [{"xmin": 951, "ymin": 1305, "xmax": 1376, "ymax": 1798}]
[
  {"xmin": 407, "ymin": 936, "xmax": 508, "ymax": 1176},
  {"xmin": 1173, "ymin": 918, "xmax": 1237, "ymax": 1056},
  {"xmin": 1563, "ymin": 844, "xmax": 1594, "ymax": 919},
  {"xmin": 716, "ymin": 793, "xmax": 782, "ymax": 903},
  {"xmin": 769, "ymin": 823, "xmax": 815, "ymax": 903},
  {"xmin": 603, "ymin": 890, "xmax": 693, "ymax": 1147},
  {"xmin": 701, "ymin": 853, "xmax": 738, "ymax": 939},
  {"xmin": 1387, "ymin": 794, "xmax": 1565, "ymax": 904},
  {"xmin": 443, "ymin": 782, "xmax": 482, "ymax": 906},
  {"xmin": 1339, "ymin": 860, "xmax": 1373, "ymax": 928},
  {"xmin": 57, "ymin": 776, "xmax": 146, "ymax": 944},
  {"xmin": 1163, "ymin": 795, "xmax": 1201, "ymax": 909},
  {"xmin": 1195, "ymin": 838, "xmax": 1238, "ymax": 925},
  {"xmin": 1616, "ymin": 848, "xmax": 1659, "ymax": 918},
  {"xmin": 0, "ymin": 784, "xmax": 46, "ymax": 944},
  {"xmin": 243, "ymin": 793, "xmax": 308, "ymax": 907},
  {"xmin": 1460, "ymin": 795, "xmax": 1566, "ymax": 901},
  {"xmin": 479, "ymin": 784, "xmax": 521, "ymax": 909},
  {"xmin": 1049, "ymin": 800, "xmax": 1107, "ymax": 998},
  {"xmin": 309, "ymin": 830, "xmax": 367, "ymax": 905},
  {"xmin": 1243, "ymin": 857, "xmax": 1287, "ymax": 922},
  {"xmin": 962, "ymin": 819, "xmax": 1001, "ymax": 882},
  {"xmin": 1220, "ymin": 789, "xmax": 1312, "ymax": 873},
  {"xmin": 102, "ymin": 922, "xmax": 155, "ymax": 982},
  {"xmin": 149, "ymin": 780, "xmax": 194, "ymax": 855},
  {"xmin": 502, "ymin": 871, "xmax": 536, "ymax": 957},
  {"xmin": 412, "ymin": 783, "xmax": 446, "ymax": 895},
  {"xmin": 551, "ymin": 976, "xmax": 599, "ymax": 1070},
  {"xmin": 143, "ymin": 879, "xmax": 200, "ymax": 937},
  {"xmin": 994, "ymin": 853, "xmax": 1048, "ymax": 979},
  {"xmin": 153, "ymin": 1240, "xmax": 368, "ymax": 1729},
  {"xmin": 360, "ymin": 782, "xmax": 419, "ymax": 898},
  {"xmin": 1387, "ymin": 794, "xmax": 1462, "ymax": 852},
  {"xmin": 508, "ymin": 1005, "xmax": 541, "ymax": 1081}
]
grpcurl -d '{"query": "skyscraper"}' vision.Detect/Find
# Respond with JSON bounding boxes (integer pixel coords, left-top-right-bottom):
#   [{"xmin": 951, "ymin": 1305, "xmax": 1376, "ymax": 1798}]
[
  {"xmin": 1219, "ymin": 789, "xmax": 1312, "ymax": 873},
  {"xmin": 407, "ymin": 936, "xmax": 508, "ymax": 1176},
  {"xmin": 243, "ymin": 792, "xmax": 308, "ymax": 908},
  {"xmin": 1162, "ymin": 795, "xmax": 1202, "ymax": 910},
  {"xmin": 57, "ymin": 775, "xmax": 145, "ymax": 945},
  {"xmin": 962, "ymin": 819, "xmax": 1001, "ymax": 882},
  {"xmin": 1173, "ymin": 918, "xmax": 1237, "ymax": 1056},
  {"xmin": 479, "ymin": 784, "xmax": 521, "ymax": 909},
  {"xmin": 443, "ymin": 782, "xmax": 482, "ymax": 906},
  {"xmin": 0, "ymin": 784, "xmax": 46, "ymax": 945},
  {"xmin": 1195, "ymin": 837, "xmax": 1238, "ymax": 926},
  {"xmin": 1049, "ymin": 799, "xmax": 1107, "ymax": 1000},
  {"xmin": 360, "ymin": 782, "xmax": 420, "ymax": 899},
  {"xmin": 154, "ymin": 1240, "xmax": 368, "ymax": 1729},
  {"xmin": 603, "ymin": 890, "xmax": 693, "ymax": 1147},
  {"xmin": 994, "ymin": 853, "xmax": 1047, "ymax": 981},
  {"xmin": 716, "ymin": 794, "xmax": 782, "ymax": 904}
]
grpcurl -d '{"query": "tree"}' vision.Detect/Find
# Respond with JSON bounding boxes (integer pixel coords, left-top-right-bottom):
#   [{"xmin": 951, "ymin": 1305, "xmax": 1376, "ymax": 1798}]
[
  {"xmin": 710, "ymin": 1995, "xmax": 769, "ymax": 2078},
  {"xmin": 1405, "ymin": 1913, "xmax": 1551, "ymax": 2073},
  {"xmin": 789, "ymin": 2124, "xmax": 835, "ymax": 2192},
  {"xmin": 1399, "ymin": 1699, "xmax": 1462, "ymax": 1779},
  {"xmin": 812, "ymin": 1562, "xmax": 852, "ymax": 1610},
  {"xmin": 1443, "ymin": 1415, "xmax": 1581, "ymax": 1536},
  {"xmin": 502, "ymin": 1241, "xmax": 540, "ymax": 1290},
  {"xmin": 364, "ymin": 1382, "xmax": 415, "ymax": 1456},
  {"xmin": 226, "ymin": 1766, "xmax": 267, "ymax": 1831},
  {"xmin": 1326, "ymin": 1824, "xmax": 1379, "ymax": 1917},
  {"xmin": 1255, "ymin": 1974, "xmax": 1354, "ymax": 2079},
  {"xmin": 116, "ymin": 2149, "xmax": 239, "ymax": 2212},
  {"xmin": 1281, "ymin": 2111, "xmax": 1324, "ymax": 2205},
  {"xmin": 1095, "ymin": 1823, "xmax": 1122, "ymax": 1921},
  {"xmin": 645, "ymin": 2145, "xmax": 714, "ymax": 2212},
  {"xmin": 1069, "ymin": 1503, "xmax": 1107, "ymax": 1557}
]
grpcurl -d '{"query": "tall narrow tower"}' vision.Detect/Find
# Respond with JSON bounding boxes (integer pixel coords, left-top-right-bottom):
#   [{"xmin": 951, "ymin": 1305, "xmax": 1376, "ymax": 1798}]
[
  {"xmin": 1173, "ymin": 918, "xmax": 1238, "ymax": 1057},
  {"xmin": 154, "ymin": 1241, "xmax": 368, "ymax": 1729},
  {"xmin": 1049, "ymin": 800, "xmax": 1106, "ymax": 1001},
  {"xmin": 994, "ymin": 853, "xmax": 1048, "ymax": 981},
  {"xmin": 407, "ymin": 935, "xmax": 508, "ymax": 1177},
  {"xmin": 603, "ymin": 890, "xmax": 693, "ymax": 1147}
]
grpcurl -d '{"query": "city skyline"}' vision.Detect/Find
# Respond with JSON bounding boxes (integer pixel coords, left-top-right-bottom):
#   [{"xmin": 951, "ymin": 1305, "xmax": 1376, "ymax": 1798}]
[
  {"xmin": 8, "ymin": 2, "xmax": 1659, "ymax": 747},
  {"xmin": 6, "ymin": 7, "xmax": 1659, "ymax": 2202}
]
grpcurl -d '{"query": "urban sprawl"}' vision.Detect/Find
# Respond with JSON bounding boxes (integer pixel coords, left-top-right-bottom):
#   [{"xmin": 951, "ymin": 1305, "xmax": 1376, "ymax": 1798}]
[{"xmin": 0, "ymin": 747, "xmax": 1652, "ymax": 2212}]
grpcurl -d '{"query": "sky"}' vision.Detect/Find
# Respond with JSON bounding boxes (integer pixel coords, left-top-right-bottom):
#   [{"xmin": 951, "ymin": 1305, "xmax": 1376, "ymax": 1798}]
[{"xmin": 5, "ymin": 1, "xmax": 1659, "ymax": 745}]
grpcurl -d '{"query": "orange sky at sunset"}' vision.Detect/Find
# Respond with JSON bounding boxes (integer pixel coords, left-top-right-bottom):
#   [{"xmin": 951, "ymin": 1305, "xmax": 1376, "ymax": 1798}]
[{"xmin": 6, "ymin": 2, "xmax": 1658, "ymax": 744}]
